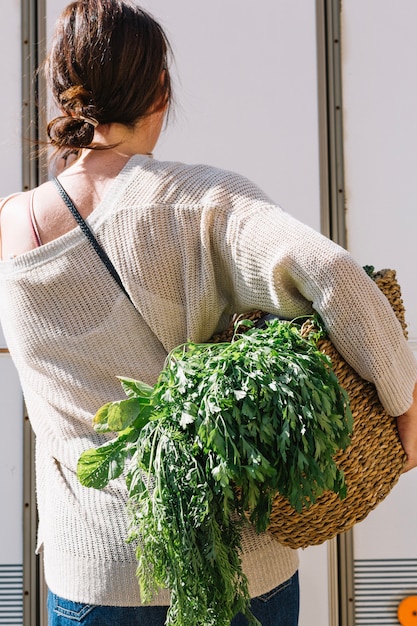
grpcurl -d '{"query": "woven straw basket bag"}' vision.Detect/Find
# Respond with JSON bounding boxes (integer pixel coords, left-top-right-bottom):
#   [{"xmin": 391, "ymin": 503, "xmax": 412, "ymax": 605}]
[{"xmin": 211, "ymin": 268, "xmax": 408, "ymax": 549}]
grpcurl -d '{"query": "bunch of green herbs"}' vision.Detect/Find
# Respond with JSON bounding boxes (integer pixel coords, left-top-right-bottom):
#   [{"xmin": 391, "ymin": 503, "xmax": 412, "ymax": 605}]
[{"xmin": 77, "ymin": 317, "xmax": 352, "ymax": 626}]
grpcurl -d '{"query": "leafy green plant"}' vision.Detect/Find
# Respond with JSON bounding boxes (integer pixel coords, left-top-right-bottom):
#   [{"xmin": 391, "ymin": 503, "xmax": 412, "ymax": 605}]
[{"xmin": 77, "ymin": 318, "xmax": 352, "ymax": 626}]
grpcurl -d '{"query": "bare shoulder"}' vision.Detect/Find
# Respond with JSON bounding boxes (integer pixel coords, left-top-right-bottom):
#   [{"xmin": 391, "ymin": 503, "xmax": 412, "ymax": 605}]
[
  {"xmin": 0, "ymin": 189, "xmax": 40, "ymax": 259},
  {"xmin": 0, "ymin": 190, "xmax": 32, "ymax": 232},
  {"xmin": 0, "ymin": 190, "xmax": 30, "ymax": 213}
]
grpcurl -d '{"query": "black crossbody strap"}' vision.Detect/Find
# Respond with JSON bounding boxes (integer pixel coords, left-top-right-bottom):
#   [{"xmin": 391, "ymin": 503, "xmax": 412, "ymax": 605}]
[{"xmin": 53, "ymin": 177, "xmax": 133, "ymax": 304}]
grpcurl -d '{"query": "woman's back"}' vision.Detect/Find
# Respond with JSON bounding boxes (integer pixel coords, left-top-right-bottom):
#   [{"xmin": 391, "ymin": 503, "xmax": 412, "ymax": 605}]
[{"xmin": 0, "ymin": 154, "xmax": 305, "ymax": 607}]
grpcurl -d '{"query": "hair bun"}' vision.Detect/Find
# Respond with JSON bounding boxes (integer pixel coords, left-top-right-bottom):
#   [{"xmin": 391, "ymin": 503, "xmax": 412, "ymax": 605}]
[
  {"xmin": 47, "ymin": 115, "xmax": 96, "ymax": 149},
  {"xmin": 60, "ymin": 85, "xmax": 95, "ymax": 111}
]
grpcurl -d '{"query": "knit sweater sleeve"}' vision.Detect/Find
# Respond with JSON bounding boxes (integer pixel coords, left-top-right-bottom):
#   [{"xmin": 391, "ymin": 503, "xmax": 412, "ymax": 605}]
[{"xmin": 205, "ymin": 175, "xmax": 417, "ymax": 417}]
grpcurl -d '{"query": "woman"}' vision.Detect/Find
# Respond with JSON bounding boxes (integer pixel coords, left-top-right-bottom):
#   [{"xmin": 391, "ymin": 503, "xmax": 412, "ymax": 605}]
[{"xmin": 0, "ymin": 1, "xmax": 416, "ymax": 624}]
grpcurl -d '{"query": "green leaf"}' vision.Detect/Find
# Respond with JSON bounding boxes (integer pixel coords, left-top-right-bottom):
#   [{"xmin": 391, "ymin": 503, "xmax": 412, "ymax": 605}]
[
  {"xmin": 106, "ymin": 398, "xmax": 142, "ymax": 432},
  {"xmin": 77, "ymin": 438, "xmax": 129, "ymax": 488},
  {"xmin": 117, "ymin": 376, "xmax": 154, "ymax": 399},
  {"xmin": 92, "ymin": 402, "xmax": 113, "ymax": 432}
]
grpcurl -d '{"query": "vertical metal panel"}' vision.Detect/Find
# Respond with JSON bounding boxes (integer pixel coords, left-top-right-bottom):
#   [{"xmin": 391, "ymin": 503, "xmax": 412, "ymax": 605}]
[
  {"xmin": 22, "ymin": 0, "xmax": 47, "ymax": 191},
  {"xmin": 23, "ymin": 405, "xmax": 40, "ymax": 626},
  {"xmin": 316, "ymin": 2, "xmax": 353, "ymax": 625},
  {"xmin": 317, "ymin": 8, "xmax": 352, "ymax": 626},
  {"xmin": 337, "ymin": 533, "xmax": 356, "ymax": 626},
  {"xmin": 21, "ymin": 2, "xmax": 47, "ymax": 625},
  {"xmin": 316, "ymin": 0, "xmax": 346, "ymax": 247},
  {"xmin": 22, "ymin": 0, "xmax": 39, "ymax": 191}
]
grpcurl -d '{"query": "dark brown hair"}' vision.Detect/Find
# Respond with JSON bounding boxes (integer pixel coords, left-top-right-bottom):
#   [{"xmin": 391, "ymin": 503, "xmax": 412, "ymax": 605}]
[{"xmin": 46, "ymin": 0, "xmax": 172, "ymax": 153}]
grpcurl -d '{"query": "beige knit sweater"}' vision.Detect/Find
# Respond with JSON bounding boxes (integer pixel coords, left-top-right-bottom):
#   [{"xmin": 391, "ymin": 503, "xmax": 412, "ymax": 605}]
[{"xmin": 0, "ymin": 154, "xmax": 416, "ymax": 606}]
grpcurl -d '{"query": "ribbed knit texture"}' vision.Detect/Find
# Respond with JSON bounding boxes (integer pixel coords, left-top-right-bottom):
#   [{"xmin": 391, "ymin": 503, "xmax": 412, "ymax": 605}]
[{"xmin": 0, "ymin": 154, "xmax": 416, "ymax": 606}]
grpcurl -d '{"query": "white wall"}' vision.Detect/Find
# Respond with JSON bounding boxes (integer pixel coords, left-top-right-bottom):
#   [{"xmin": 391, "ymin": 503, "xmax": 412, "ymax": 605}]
[
  {"xmin": 0, "ymin": 2, "xmax": 23, "ymax": 199},
  {"xmin": 0, "ymin": 0, "xmax": 24, "ymax": 575},
  {"xmin": 0, "ymin": 0, "xmax": 22, "ymax": 348},
  {"xmin": 145, "ymin": 0, "xmax": 322, "ymax": 231},
  {"xmin": 342, "ymin": 0, "xmax": 417, "ymax": 344},
  {"xmin": 342, "ymin": 2, "xmax": 417, "ymax": 623},
  {"xmin": 0, "ymin": 355, "xmax": 24, "ymax": 563}
]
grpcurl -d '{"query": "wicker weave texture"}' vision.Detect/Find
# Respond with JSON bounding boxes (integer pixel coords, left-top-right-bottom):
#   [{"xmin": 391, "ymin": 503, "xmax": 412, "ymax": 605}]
[{"xmin": 212, "ymin": 269, "xmax": 407, "ymax": 549}]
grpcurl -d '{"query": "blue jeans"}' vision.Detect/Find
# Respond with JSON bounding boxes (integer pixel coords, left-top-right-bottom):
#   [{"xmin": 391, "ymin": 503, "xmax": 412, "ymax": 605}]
[{"xmin": 47, "ymin": 571, "xmax": 299, "ymax": 626}]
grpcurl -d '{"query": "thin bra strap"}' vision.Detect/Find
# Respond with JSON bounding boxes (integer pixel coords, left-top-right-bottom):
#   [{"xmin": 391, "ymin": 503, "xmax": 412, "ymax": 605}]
[
  {"xmin": 53, "ymin": 177, "xmax": 133, "ymax": 305},
  {"xmin": 29, "ymin": 189, "xmax": 42, "ymax": 247}
]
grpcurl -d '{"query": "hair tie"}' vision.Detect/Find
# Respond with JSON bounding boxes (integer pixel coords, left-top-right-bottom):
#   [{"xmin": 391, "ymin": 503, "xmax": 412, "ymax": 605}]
[{"xmin": 78, "ymin": 115, "xmax": 99, "ymax": 128}]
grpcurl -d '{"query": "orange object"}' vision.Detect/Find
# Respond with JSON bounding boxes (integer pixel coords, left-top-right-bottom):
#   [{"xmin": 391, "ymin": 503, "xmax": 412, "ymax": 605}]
[{"xmin": 398, "ymin": 596, "xmax": 417, "ymax": 626}]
